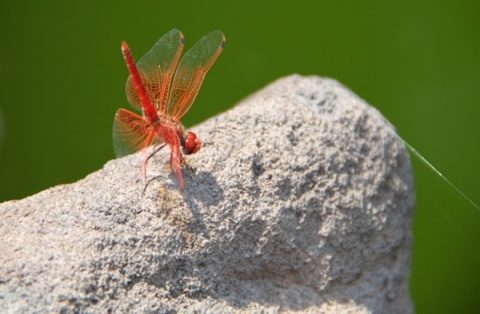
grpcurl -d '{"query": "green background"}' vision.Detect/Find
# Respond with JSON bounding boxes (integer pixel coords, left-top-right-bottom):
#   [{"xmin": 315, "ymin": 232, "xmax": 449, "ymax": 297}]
[{"xmin": 1, "ymin": 1, "xmax": 479, "ymax": 312}]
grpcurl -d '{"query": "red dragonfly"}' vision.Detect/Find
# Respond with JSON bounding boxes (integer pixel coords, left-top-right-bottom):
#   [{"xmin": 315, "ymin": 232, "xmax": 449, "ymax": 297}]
[{"xmin": 113, "ymin": 29, "xmax": 225, "ymax": 191}]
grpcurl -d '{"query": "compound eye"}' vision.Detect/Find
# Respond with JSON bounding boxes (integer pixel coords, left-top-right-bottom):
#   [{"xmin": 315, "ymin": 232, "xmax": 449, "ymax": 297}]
[{"xmin": 183, "ymin": 131, "xmax": 202, "ymax": 155}]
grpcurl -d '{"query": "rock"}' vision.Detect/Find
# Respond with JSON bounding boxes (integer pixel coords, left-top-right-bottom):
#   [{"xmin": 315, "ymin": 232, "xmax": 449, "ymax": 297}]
[{"xmin": 0, "ymin": 75, "xmax": 415, "ymax": 313}]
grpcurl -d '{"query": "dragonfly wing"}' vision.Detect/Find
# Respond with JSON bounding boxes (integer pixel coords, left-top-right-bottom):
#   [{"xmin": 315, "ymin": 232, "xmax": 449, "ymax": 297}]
[
  {"xmin": 125, "ymin": 29, "xmax": 184, "ymax": 114},
  {"xmin": 167, "ymin": 30, "xmax": 225, "ymax": 120},
  {"xmin": 113, "ymin": 108, "xmax": 159, "ymax": 157}
]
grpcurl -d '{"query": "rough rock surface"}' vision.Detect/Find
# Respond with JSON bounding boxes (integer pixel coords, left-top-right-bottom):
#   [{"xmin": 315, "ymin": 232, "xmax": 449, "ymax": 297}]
[{"xmin": 0, "ymin": 75, "xmax": 415, "ymax": 313}]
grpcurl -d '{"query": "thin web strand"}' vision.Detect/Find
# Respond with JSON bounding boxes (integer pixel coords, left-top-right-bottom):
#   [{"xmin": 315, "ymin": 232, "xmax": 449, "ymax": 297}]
[{"xmin": 389, "ymin": 129, "xmax": 480, "ymax": 212}]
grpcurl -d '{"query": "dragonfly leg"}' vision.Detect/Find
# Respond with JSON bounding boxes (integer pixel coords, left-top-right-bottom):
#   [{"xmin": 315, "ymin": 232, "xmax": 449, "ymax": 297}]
[{"xmin": 142, "ymin": 143, "xmax": 167, "ymax": 185}]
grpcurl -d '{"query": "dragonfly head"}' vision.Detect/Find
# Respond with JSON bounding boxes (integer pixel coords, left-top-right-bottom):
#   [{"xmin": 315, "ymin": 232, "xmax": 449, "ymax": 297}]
[{"xmin": 183, "ymin": 131, "xmax": 202, "ymax": 155}]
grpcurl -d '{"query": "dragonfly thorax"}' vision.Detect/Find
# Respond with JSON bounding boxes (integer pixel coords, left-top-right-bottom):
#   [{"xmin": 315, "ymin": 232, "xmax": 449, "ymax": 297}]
[
  {"xmin": 156, "ymin": 114, "xmax": 202, "ymax": 155},
  {"xmin": 158, "ymin": 114, "xmax": 183, "ymax": 131}
]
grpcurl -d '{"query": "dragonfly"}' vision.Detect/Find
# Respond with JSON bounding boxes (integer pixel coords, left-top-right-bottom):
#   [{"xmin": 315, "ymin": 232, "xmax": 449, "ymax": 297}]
[{"xmin": 113, "ymin": 29, "xmax": 225, "ymax": 191}]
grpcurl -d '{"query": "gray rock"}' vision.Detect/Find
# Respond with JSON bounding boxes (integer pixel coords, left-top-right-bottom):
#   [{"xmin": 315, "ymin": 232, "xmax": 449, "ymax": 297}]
[{"xmin": 0, "ymin": 75, "xmax": 415, "ymax": 313}]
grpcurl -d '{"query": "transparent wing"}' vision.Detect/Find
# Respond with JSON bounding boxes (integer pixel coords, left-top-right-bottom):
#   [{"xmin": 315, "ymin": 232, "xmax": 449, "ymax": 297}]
[
  {"xmin": 125, "ymin": 29, "xmax": 184, "ymax": 114},
  {"xmin": 112, "ymin": 108, "xmax": 160, "ymax": 157},
  {"xmin": 167, "ymin": 30, "xmax": 225, "ymax": 120}
]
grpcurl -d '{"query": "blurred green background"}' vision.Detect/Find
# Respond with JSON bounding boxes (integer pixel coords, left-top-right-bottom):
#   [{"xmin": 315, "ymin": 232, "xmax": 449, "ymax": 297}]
[{"xmin": 1, "ymin": 1, "xmax": 479, "ymax": 312}]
